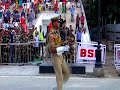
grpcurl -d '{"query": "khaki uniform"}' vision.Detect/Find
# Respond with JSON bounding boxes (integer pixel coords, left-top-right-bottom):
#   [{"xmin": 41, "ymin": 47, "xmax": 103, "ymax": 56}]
[{"xmin": 48, "ymin": 29, "xmax": 70, "ymax": 90}]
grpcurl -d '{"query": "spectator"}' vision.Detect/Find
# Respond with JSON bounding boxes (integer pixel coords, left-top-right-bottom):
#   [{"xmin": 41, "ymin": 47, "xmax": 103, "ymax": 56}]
[
  {"xmin": 38, "ymin": 2, "xmax": 42, "ymax": 13},
  {"xmin": 34, "ymin": 31, "xmax": 40, "ymax": 58},
  {"xmin": 8, "ymin": 21, "xmax": 14, "ymax": 29},
  {"xmin": 59, "ymin": 15, "xmax": 63, "ymax": 27},
  {"xmin": 39, "ymin": 25, "xmax": 44, "ymax": 41},
  {"xmin": 70, "ymin": 5, "xmax": 75, "ymax": 22},
  {"xmin": 76, "ymin": 14, "xmax": 80, "ymax": 32},
  {"xmin": 21, "ymin": 15, "xmax": 26, "ymax": 25},
  {"xmin": 5, "ymin": 2, "xmax": 9, "ymax": 9},
  {"xmin": 10, "ymin": 28, "xmax": 15, "ymax": 63},
  {"xmin": 27, "ymin": 0, "xmax": 30, "ymax": 13},
  {"xmin": 19, "ymin": 0, "xmax": 23, "ymax": 9},
  {"xmin": 0, "ymin": 7, "xmax": 3, "ymax": 25},
  {"xmin": 15, "ymin": 11, "xmax": 20, "ymax": 22},
  {"xmin": 21, "ymin": 9, "xmax": 26, "ymax": 17},
  {"xmin": 81, "ymin": 27, "xmax": 90, "ymax": 43},
  {"xmin": 80, "ymin": 13, "xmax": 85, "ymax": 28},
  {"xmin": 13, "ymin": 19, "xmax": 19, "ymax": 28},
  {"xmin": 28, "ymin": 10, "xmax": 35, "ymax": 29},
  {"xmin": 54, "ymin": 1, "xmax": 59, "ymax": 13},
  {"xmin": 3, "ymin": 11, "xmax": 9, "ymax": 24},
  {"xmin": 33, "ymin": 27, "xmax": 37, "ymax": 37},
  {"xmin": 63, "ymin": 0, "xmax": 67, "ymax": 13},
  {"xmin": 6, "ymin": 9, "xmax": 11, "ymax": 22},
  {"xmin": 20, "ymin": 15, "xmax": 28, "ymax": 34},
  {"xmin": 77, "ymin": 27, "xmax": 82, "ymax": 42},
  {"xmin": 62, "ymin": 2, "xmax": 66, "ymax": 13},
  {"xmin": 23, "ymin": 0, "xmax": 27, "ymax": 3},
  {"xmin": 60, "ymin": 20, "xmax": 67, "ymax": 42},
  {"xmin": 69, "ymin": 25, "xmax": 73, "ymax": 32},
  {"xmin": 67, "ymin": 28, "xmax": 75, "ymax": 63}
]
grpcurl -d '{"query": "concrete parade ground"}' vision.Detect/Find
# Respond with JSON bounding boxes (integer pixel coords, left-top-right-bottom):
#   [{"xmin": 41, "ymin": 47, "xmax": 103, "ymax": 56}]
[{"xmin": 0, "ymin": 76, "xmax": 120, "ymax": 90}]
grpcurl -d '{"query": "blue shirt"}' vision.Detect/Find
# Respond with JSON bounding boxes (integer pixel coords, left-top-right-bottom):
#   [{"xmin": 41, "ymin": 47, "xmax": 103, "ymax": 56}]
[
  {"xmin": 21, "ymin": 12, "xmax": 25, "ymax": 17},
  {"xmin": 70, "ymin": 7, "xmax": 75, "ymax": 16},
  {"xmin": 6, "ymin": 10, "xmax": 11, "ymax": 18},
  {"xmin": 77, "ymin": 31, "xmax": 82, "ymax": 40}
]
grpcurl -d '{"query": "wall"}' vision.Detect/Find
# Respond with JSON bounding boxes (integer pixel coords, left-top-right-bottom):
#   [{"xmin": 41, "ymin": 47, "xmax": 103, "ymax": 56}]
[{"xmin": 106, "ymin": 24, "xmax": 120, "ymax": 41}]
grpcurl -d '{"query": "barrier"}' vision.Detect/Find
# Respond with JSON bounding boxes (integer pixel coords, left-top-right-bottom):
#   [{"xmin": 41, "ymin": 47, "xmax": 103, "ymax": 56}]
[
  {"xmin": 114, "ymin": 44, "xmax": 120, "ymax": 70},
  {"xmin": 0, "ymin": 41, "xmax": 45, "ymax": 65},
  {"xmin": 0, "ymin": 41, "xmax": 106, "ymax": 65},
  {"xmin": 76, "ymin": 42, "xmax": 106, "ymax": 64}
]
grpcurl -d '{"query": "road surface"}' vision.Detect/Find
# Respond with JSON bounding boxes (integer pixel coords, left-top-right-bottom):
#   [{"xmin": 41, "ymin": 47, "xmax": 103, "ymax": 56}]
[{"xmin": 0, "ymin": 76, "xmax": 120, "ymax": 90}]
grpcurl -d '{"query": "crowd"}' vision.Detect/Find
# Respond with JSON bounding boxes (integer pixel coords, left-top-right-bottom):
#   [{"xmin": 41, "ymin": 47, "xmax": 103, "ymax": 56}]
[
  {"xmin": 0, "ymin": 0, "xmax": 44, "ymax": 63},
  {"xmin": 0, "ymin": 0, "xmax": 88, "ymax": 64}
]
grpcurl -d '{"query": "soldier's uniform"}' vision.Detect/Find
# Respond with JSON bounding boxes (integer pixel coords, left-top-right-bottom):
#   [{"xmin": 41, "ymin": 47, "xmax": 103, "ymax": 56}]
[
  {"xmin": 47, "ymin": 16, "xmax": 70, "ymax": 90},
  {"xmin": 67, "ymin": 32, "xmax": 75, "ymax": 63}
]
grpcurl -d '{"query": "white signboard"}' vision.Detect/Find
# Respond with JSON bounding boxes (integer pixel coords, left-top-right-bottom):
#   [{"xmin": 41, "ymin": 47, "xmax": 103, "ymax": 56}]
[
  {"xmin": 116, "ymin": 49, "xmax": 120, "ymax": 62},
  {"xmin": 76, "ymin": 45, "xmax": 105, "ymax": 64}
]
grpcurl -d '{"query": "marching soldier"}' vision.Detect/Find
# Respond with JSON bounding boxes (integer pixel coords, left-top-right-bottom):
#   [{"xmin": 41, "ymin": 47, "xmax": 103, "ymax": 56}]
[{"xmin": 47, "ymin": 16, "xmax": 70, "ymax": 90}]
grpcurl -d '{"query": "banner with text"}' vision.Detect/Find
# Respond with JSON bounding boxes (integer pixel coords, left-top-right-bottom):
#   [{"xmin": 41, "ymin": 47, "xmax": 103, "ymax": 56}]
[{"xmin": 76, "ymin": 45, "xmax": 106, "ymax": 64}]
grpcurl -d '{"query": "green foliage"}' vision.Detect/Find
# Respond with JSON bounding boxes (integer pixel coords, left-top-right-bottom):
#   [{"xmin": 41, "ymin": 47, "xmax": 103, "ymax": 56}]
[{"xmin": 90, "ymin": 0, "xmax": 120, "ymax": 27}]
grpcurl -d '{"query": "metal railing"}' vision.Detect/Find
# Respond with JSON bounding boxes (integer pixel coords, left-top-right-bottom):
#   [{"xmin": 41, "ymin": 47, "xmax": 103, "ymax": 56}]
[
  {"xmin": 114, "ymin": 44, "xmax": 120, "ymax": 70},
  {"xmin": 0, "ymin": 41, "xmax": 76, "ymax": 65},
  {"xmin": 0, "ymin": 41, "xmax": 45, "ymax": 65}
]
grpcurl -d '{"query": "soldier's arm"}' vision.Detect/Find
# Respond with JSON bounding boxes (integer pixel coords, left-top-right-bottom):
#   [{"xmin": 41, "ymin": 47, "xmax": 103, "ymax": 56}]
[
  {"xmin": 49, "ymin": 34, "xmax": 69, "ymax": 54},
  {"xmin": 49, "ymin": 34, "xmax": 57, "ymax": 54}
]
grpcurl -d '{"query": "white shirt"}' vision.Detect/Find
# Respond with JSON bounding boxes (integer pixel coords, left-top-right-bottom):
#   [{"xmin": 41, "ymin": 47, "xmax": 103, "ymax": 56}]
[
  {"xmin": 34, "ymin": 35, "xmax": 40, "ymax": 47},
  {"xmin": 3, "ymin": 23, "xmax": 9, "ymax": 30},
  {"xmin": 27, "ymin": 2, "xmax": 30, "ymax": 9},
  {"xmin": 13, "ymin": 22, "xmax": 18, "ymax": 27},
  {"xmin": 81, "ymin": 32, "xmax": 90, "ymax": 43}
]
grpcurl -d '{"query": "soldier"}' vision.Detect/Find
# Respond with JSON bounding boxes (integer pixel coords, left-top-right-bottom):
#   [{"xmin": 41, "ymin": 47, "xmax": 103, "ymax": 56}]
[
  {"xmin": 67, "ymin": 28, "xmax": 75, "ymax": 63},
  {"xmin": 47, "ymin": 16, "xmax": 70, "ymax": 90}
]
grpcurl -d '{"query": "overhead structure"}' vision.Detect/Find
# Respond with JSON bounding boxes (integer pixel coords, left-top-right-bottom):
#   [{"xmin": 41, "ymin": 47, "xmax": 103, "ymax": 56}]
[{"xmin": 35, "ymin": 13, "xmax": 60, "ymax": 35}]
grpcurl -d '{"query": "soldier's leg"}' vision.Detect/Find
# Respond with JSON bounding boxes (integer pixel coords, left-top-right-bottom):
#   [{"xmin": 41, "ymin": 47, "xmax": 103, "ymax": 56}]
[
  {"xmin": 61, "ymin": 56, "xmax": 70, "ymax": 83},
  {"xmin": 52, "ymin": 56, "xmax": 63, "ymax": 90}
]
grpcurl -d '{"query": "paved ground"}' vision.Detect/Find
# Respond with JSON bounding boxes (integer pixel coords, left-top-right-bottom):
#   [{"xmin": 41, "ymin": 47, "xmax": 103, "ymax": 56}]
[
  {"xmin": 0, "ymin": 64, "xmax": 94, "ymax": 76},
  {"xmin": 0, "ymin": 76, "xmax": 120, "ymax": 90}
]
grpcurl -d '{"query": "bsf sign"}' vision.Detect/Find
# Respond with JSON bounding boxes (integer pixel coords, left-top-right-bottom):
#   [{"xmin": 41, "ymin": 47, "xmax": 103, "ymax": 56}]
[
  {"xmin": 77, "ymin": 47, "xmax": 97, "ymax": 60},
  {"xmin": 80, "ymin": 49, "xmax": 95, "ymax": 58},
  {"xmin": 77, "ymin": 45, "xmax": 105, "ymax": 63}
]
